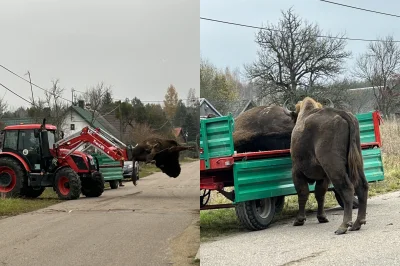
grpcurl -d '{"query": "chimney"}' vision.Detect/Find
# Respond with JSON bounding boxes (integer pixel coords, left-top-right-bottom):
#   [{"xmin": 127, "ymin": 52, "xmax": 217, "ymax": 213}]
[{"xmin": 78, "ymin": 100, "xmax": 85, "ymax": 109}]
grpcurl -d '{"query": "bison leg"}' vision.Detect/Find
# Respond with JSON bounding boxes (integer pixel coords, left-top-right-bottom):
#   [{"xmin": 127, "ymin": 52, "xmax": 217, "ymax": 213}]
[
  {"xmin": 329, "ymin": 173, "xmax": 355, "ymax": 235},
  {"xmin": 350, "ymin": 173, "xmax": 369, "ymax": 231},
  {"xmin": 292, "ymin": 169, "xmax": 309, "ymax": 226},
  {"xmin": 315, "ymin": 178, "xmax": 329, "ymax": 223}
]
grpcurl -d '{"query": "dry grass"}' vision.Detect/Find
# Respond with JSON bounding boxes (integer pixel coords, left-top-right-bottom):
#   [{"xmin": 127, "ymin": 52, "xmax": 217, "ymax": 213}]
[{"xmin": 200, "ymin": 119, "xmax": 400, "ymax": 241}]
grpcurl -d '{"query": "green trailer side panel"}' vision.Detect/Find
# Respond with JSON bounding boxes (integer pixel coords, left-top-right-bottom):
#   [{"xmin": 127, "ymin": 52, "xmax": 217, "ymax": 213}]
[
  {"xmin": 200, "ymin": 114, "xmax": 234, "ymax": 168},
  {"xmin": 200, "ymin": 111, "xmax": 378, "ymax": 169},
  {"xmin": 91, "ymin": 154, "xmax": 123, "ymax": 181},
  {"xmin": 233, "ymin": 148, "xmax": 384, "ymax": 203},
  {"xmin": 356, "ymin": 112, "xmax": 377, "ymax": 144}
]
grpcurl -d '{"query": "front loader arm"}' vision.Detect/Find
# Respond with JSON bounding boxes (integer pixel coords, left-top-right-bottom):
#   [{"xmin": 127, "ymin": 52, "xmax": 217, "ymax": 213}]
[{"xmin": 54, "ymin": 126, "xmax": 129, "ymax": 163}]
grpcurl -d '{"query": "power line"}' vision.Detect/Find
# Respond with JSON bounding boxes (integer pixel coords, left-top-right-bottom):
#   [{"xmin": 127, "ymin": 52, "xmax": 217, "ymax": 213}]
[
  {"xmin": 0, "ymin": 82, "xmax": 34, "ymax": 106},
  {"xmin": 319, "ymin": 0, "xmax": 400, "ymax": 18},
  {"xmin": 0, "ymin": 64, "xmax": 74, "ymax": 103},
  {"xmin": 200, "ymin": 17, "xmax": 400, "ymax": 43},
  {"xmin": 0, "ymin": 63, "xmax": 200, "ymax": 105}
]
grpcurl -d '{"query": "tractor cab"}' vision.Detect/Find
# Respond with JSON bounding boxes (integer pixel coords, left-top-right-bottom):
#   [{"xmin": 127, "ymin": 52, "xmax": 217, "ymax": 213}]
[{"xmin": 0, "ymin": 122, "xmax": 61, "ymax": 172}]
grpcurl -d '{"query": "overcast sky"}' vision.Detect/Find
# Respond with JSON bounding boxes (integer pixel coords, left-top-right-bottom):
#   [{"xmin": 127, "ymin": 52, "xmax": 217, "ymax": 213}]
[
  {"xmin": 0, "ymin": 0, "xmax": 199, "ymax": 109},
  {"xmin": 201, "ymin": 0, "xmax": 400, "ymax": 77}
]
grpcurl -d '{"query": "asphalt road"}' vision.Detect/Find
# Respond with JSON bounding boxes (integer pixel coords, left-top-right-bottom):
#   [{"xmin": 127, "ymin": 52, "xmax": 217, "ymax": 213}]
[
  {"xmin": 0, "ymin": 161, "xmax": 199, "ymax": 266},
  {"xmin": 200, "ymin": 191, "xmax": 400, "ymax": 266}
]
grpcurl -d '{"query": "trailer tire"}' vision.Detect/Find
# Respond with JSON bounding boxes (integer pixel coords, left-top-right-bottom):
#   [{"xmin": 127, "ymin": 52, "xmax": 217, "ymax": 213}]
[
  {"xmin": 54, "ymin": 167, "xmax": 81, "ymax": 200},
  {"xmin": 333, "ymin": 190, "xmax": 359, "ymax": 209},
  {"xmin": 0, "ymin": 157, "xmax": 24, "ymax": 198},
  {"xmin": 109, "ymin": 180, "xmax": 119, "ymax": 189},
  {"xmin": 274, "ymin": 196, "xmax": 285, "ymax": 214},
  {"xmin": 21, "ymin": 187, "xmax": 45, "ymax": 198},
  {"xmin": 235, "ymin": 197, "xmax": 276, "ymax": 231},
  {"xmin": 81, "ymin": 172, "xmax": 105, "ymax": 198}
]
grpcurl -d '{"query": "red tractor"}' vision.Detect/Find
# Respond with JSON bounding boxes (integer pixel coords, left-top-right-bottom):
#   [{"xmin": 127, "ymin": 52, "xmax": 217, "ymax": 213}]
[{"xmin": 0, "ymin": 119, "xmax": 136, "ymax": 200}]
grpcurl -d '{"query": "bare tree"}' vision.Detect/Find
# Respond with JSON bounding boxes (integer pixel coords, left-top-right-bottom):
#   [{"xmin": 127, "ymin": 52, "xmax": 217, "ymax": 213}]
[
  {"xmin": 44, "ymin": 80, "xmax": 69, "ymax": 130},
  {"xmin": 354, "ymin": 35, "xmax": 400, "ymax": 118},
  {"xmin": 245, "ymin": 8, "xmax": 351, "ymax": 105},
  {"xmin": 82, "ymin": 82, "xmax": 112, "ymax": 123}
]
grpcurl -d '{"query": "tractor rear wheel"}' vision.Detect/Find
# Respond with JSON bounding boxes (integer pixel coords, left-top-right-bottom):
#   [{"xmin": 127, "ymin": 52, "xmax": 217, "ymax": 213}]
[
  {"xmin": 0, "ymin": 157, "xmax": 24, "ymax": 198},
  {"xmin": 54, "ymin": 167, "xmax": 81, "ymax": 200},
  {"xmin": 81, "ymin": 172, "xmax": 104, "ymax": 197},
  {"xmin": 21, "ymin": 187, "xmax": 45, "ymax": 198}
]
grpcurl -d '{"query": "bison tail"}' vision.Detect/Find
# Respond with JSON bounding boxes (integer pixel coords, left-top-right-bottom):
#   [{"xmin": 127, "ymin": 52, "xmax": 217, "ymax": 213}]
[{"xmin": 340, "ymin": 111, "xmax": 364, "ymax": 187}]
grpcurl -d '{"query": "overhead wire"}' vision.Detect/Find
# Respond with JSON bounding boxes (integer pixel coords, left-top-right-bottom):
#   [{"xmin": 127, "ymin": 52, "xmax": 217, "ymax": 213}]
[
  {"xmin": 319, "ymin": 0, "xmax": 400, "ymax": 18},
  {"xmin": 200, "ymin": 17, "xmax": 400, "ymax": 43},
  {"xmin": 0, "ymin": 64, "xmax": 74, "ymax": 103},
  {"xmin": 0, "ymin": 82, "xmax": 35, "ymax": 106}
]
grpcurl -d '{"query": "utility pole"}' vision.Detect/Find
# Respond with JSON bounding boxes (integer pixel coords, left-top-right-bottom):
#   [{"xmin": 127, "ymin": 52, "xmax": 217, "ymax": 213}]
[
  {"xmin": 119, "ymin": 100, "xmax": 122, "ymax": 141},
  {"xmin": 25, "ymin": 71, "xmax": 35, "ymax": 106}
]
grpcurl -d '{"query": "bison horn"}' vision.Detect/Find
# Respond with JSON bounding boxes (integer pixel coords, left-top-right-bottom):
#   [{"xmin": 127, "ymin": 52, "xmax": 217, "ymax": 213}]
[
  {"xmin": 282, "ymin": 99, "xmax": 293, "ymax": 116},
  {"xmin": 327, "ymin": 99, "xmax": 334, "ymax": 108}
]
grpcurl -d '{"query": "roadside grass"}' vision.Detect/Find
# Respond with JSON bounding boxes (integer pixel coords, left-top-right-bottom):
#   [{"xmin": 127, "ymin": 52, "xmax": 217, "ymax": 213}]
[
  {"xmin": 200, "ymin": 120, "xmax": 400, "ymax": 242},
  {"xmin": 0, "ymin": 188, "xmax": 60, "ymax": 218}
]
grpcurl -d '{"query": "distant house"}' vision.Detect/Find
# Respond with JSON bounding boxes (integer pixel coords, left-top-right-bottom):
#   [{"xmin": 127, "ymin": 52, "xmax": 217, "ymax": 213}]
[
  {"xmin": 199, "ymin": 98, "xmax": 222, "ymax": 118},
  {"xmin": 346, "ymin": 87, "xmax": 378, "ymax": 114},
  {"xmin": 63, "ymin": 100, "xmax": 120, "ymax": 140},
  {"xmin": 229, "ymin": 100, "xmax": 257, "ymax": 118},
  {"xmin": 173, "ymin": 127, "xmax": 187, "ymax": 143},
  {"xmin": 1, "ymin": 117, "xmax": 35, "ymax": 129}
]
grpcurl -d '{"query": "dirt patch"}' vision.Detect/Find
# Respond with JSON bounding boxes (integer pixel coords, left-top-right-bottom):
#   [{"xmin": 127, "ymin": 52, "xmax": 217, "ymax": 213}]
[{"xmin": 170, "ymin": 213, "xmax": 200, "ymax": 265}]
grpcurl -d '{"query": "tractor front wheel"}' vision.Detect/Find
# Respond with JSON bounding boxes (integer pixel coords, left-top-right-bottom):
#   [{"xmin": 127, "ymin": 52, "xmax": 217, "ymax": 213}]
[
  {"xmin": 81, "ymin": 172, "xmax": 105, "ymax": 197},
  {"xmin": 0, "ymin": 157, "xmax": 24, "ymax": 198},
  {"xmin": 54, "ymin": 167, "xmax": 81, "ymax": 200}
]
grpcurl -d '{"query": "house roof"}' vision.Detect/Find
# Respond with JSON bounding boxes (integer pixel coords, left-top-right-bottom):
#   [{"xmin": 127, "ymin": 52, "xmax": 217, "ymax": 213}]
[
  {"xmin": 199, "ymin": 98, "xmax": 222, "ymax": 117},
  {"xmin": 71, "ymin": 105, "xmax": 120, "ymax": 139},
  {"xmin": 229, "ymin": 100, "xmax": 257, "ymax": 118},
  {"xmin": 1, "ymin": 117, "xmax": 35, "ymax": 127}
]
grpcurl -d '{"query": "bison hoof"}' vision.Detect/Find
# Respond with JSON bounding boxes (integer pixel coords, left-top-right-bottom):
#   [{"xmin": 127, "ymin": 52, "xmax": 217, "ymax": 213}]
[
  {"xmin": 317, "ymin": 215, "xmax": 329, "ymax": 223},
  {"xmin": 293, "ymin": 217, "xmax": 306, "ymax": 226},
  {"xmin": 349, "ymin": 219, "xmax": 366, "ymax": 231},
  {"xmin": 334, "ymin": 227, "xmax": 348, "ymax": 235}
]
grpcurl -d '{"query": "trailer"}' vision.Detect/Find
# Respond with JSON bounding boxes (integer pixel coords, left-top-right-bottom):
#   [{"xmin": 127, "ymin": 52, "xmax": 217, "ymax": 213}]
[{"xmin": 200, "ymin": 111, "xmax": 385, "ymax": 230}]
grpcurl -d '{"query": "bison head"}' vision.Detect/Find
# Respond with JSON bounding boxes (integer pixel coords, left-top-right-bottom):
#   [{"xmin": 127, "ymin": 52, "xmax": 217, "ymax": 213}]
[
  {"xmin": 283, "ymin": 97, "xmax": 333, "ymax": 123},
  {"xmin": 128, "ymin": 138, "xmax": 194, "ymax": 178}
]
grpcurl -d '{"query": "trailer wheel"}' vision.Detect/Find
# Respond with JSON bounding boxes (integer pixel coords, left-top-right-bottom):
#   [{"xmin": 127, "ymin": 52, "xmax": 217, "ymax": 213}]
[
  {"xmin": 21, "ymin": 187, "xmax": 45, "ymax": 198},
  {"xmin": 0, "ymin": 157, "xmax": 24, "ymax": 198},
  {"xmin": 109, "ymin": 180, "xmax": 119, "ymax": 189},
  {"xmin": 81, "ymin": 172, "xmax": 105, "ymax": 197},
  {"xmin": 235, "ymin": 197, "xmax": 276, "ymax": 231},
  {"xmin": 274, "ymin": 196, "xmax": 285, "ymax": 214},
  {"xmin": 54, "ymin": 167, "xmax": 81, "ymax": 200},
  {"xmin": 333, "ymin": 190, "xmax": 359, "ymax": 209}
]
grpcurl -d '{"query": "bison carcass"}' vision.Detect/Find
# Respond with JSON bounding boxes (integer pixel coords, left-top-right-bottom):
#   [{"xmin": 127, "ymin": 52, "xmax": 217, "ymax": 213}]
[
  {"xmin": 284, "ymin": 97, "xmax": 368, "ymax": 235},
  {"xmin": 129, "ymin": 138, "xmax": 194, "ymax": 180},
  {"xmin": 233, "ymin": 105, "xmax": 295, "ymax": 153}
]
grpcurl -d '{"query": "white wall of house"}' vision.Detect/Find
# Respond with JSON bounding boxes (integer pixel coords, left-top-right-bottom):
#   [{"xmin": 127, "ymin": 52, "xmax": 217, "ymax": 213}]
[{"xmin": 62, "ymin": 109, "xmax": 91, "ymax": 137}]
